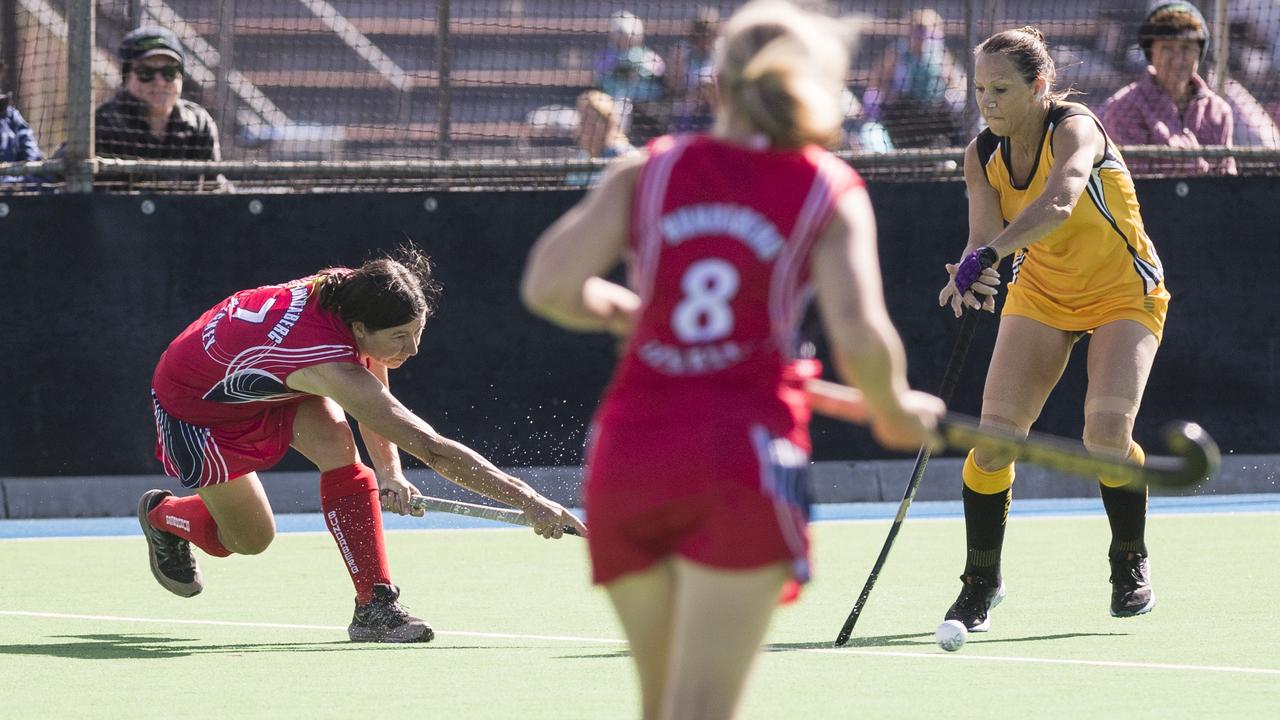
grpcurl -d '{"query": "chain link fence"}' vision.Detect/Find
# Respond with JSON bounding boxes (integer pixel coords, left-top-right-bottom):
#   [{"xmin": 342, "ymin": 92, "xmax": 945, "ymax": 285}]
[{"xmin": 1, "ymin": 0, "xmax": 1278, "ymax": 191}]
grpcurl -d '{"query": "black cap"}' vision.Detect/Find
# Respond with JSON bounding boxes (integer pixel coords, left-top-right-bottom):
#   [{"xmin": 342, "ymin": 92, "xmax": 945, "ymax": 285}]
[{"xmin": 119, "ymin": 27, "xmax": 184, "ymax": 65}]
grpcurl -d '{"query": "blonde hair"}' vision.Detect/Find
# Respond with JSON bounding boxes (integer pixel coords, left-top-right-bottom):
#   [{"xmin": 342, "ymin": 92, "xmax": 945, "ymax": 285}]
[
  {"xmin": 577, "ymin": 89, "xmax": 616, "ymax": 123},
  {"xmin": 575, "ymin": 89, "xmax": 627, "ymax": 156},
  {"xmin": 716, "ymin": 0, "xmax": 852, "ymax": 148}
]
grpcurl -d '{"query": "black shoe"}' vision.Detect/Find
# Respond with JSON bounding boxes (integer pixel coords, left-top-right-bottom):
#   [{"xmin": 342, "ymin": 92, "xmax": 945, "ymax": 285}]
[
  {"xmin": 944, "ymin": 574, "xmax": 1006, "ymax": 632},
  {"xmin": 349, "ymin": 584, "xmax": 434, "ymax": 643},
  {"xmin": 137, "ymin": 489, "xmax": 203, "ymax": 598},
  {"xmin": 1109, "ymin": 552, "xmax": 1155, "ymax": 617}
]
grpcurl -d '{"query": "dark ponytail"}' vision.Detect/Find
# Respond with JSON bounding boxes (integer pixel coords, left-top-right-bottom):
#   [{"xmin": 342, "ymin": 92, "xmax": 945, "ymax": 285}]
[{"xmin": 318, "ymin": 244, "xmax": 442, "ymax": 331}]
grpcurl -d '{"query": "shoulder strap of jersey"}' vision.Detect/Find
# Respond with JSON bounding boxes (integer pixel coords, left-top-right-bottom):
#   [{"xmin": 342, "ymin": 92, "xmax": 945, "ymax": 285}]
[
  {"xmin": 974, "ymin": 128, "xmax": 1001, "ymax": 183},
  {"xmin": 630, "ymin": 135, "xmax": 693, "ymax": 303},
  {"xmin": 1048, "ymin": 101, "xmax": 1092, "ymax": 124}
]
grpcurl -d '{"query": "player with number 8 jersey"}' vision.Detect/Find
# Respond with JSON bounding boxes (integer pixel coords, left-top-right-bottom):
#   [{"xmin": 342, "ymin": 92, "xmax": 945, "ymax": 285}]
[
  {"xmin": 522, "ymin": 3, "xmax": 944, "ymax": 716},
  {"xmin": 605, "ymin": 135, "xmax": 859, "ymax": 430},
  {"xmin": 585, "ymin": 135, "xmax": 863, "ymax": 585}
]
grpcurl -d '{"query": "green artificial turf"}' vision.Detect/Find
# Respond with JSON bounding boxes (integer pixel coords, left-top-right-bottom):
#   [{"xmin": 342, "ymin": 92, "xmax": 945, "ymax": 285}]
[{"xmin": 2, "ymin": 512, "xmax": 1276, "ymax": 719}]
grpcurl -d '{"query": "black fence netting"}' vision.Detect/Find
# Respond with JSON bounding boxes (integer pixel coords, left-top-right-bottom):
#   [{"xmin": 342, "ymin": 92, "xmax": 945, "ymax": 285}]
[{"xmin": 0, "ymin": 0, "xmax": 1277, "ymax": 191}]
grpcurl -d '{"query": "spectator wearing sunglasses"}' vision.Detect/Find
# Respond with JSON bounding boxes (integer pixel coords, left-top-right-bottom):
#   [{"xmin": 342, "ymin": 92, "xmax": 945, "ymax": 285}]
[{"xmin": 95, "ymin": 27, "xmax": 220, "ymax": 169}]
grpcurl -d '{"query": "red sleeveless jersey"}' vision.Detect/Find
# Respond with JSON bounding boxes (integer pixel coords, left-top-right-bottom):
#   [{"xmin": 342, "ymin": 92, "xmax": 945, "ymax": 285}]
[
  {"xmin": 152, "ymin": 272, "xmax": 361, "ymax": 427},
  {"xmin": 597, "ymin": 134, "xmax": 864, "ymax": 440}
]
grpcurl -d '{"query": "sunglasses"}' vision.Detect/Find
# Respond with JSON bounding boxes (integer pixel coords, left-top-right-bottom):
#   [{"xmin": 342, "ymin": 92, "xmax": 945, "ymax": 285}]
[{"xmin": 134, "ymin": 65, "xmax": 182, "ymax": 82}]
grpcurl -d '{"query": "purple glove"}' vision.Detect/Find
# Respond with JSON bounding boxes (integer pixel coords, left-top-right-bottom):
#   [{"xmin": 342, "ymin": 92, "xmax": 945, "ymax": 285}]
[{"xmin": 954, "ymin": 246, "xmax": 999, "ymax": 295}]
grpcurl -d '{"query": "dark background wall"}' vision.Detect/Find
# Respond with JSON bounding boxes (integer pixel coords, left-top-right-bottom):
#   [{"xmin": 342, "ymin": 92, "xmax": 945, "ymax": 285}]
[{"xmin": 0, "ymin": 176, "xmax": 1274, "ymax": 477}]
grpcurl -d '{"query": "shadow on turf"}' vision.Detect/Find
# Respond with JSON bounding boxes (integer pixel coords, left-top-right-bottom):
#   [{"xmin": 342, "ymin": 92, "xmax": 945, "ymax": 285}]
[
  {"xmin": 765, "ymin": 631, "xmax": 1128, "ymax": 651},
  {"xmin": 0, "ymin": 633, "xmax": 432, "ymax": 660}
]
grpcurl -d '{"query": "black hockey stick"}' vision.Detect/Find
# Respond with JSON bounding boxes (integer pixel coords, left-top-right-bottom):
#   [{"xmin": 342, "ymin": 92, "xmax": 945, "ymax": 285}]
[
  {"xmin": 810, "ymin": 378, "xmax": 1220, "ymax": 490},
  {"xmin": 832, "ymin": 309, "xmax": 982, "ymax": 647},
  {"xmin": 935, "ymin": 416, "xmax": 1219, "ymax": 489}
]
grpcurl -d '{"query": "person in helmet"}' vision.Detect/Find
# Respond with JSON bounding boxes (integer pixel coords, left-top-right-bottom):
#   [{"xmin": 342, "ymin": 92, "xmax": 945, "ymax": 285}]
[{"xmin": 1097, "ymin": 1, "xmax": 1235, "ymax": 176}]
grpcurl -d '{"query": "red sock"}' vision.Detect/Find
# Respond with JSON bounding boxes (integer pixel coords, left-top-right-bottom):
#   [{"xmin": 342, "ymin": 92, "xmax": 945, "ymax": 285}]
[
  {"xmin": 321, "ymin": 463, "xmax": 392, "ymax": 604},
  {"xmin": 147, "ymin": 494, "xmax": 231, "ymax": 557}
]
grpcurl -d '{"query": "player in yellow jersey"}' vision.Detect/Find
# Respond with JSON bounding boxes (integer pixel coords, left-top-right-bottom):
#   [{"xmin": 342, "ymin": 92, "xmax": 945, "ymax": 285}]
[{"xmin": 937, "ymin": 26, "xmax": 1169, "ymax": 632}]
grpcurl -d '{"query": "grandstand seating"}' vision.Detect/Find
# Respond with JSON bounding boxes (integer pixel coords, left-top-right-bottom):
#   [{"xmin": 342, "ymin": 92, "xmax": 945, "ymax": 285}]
[{"xmin": 78, "ymin": 0, "xmax": 1266, "ymax": 161}]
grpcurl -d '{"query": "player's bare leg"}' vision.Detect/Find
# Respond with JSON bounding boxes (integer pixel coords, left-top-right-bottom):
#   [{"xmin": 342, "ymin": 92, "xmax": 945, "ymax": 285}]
[
  {"xmin": 196, "ymin": 473, "xmax": 276, "ymax": 555},
  {"xmin": 606, "ymin": 559, "xmax": 676, "ymax": 720},
  {"xmin": 1086, "ymin": 319, "xmax": 1160, "ymax": 617},
  {"xmin": 947, "ymin": 315, "xmax": 1074, "ymax": 630},
  {"xmin": 660, "ymin": 559, "xmax": 789, "ymax": 720},
  {"xmin": 291, "ymin": 396, "xmax": 361, "ymax": 471}
]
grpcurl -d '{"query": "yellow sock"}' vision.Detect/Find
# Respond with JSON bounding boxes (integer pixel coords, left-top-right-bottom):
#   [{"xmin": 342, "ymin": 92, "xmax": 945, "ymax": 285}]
[
  {"xmin": 963, "ymin": 449, "xmax": 1015, "ymax": 494},
  {"xmin": 1099, "ymin": 443, "xmax": 1145, "ymax": 488}
]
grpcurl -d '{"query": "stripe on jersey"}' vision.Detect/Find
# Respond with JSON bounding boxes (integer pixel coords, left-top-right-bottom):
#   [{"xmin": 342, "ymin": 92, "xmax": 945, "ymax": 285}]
[
  {"xmin": 631, "ymin": 137, "xmax": 692, "ymax": 305},
  {"xmin": 750, "ymin": 424, "xmax": 811, "ymax": 582},
  {"xmin": 1009, "ymin": 248, "xmax": 1026, "ymax": 284},
  {"xmin": 1083, "ymin": 166, "xmax": 1164, "ymax": 293},
  {"xmin": 153, "ymin": 395, "xmax": 229, "ymax": 488},
  {"xmin": 211, "ymin": 344, "xmax": 356, "ymax": 403},
  {"xmin": 770, "ymin": 152, "xmax": 841, "ymax": 357}
]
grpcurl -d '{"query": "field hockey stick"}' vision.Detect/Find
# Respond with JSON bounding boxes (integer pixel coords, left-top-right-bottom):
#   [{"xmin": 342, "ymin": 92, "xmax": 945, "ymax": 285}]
[
  {"xmin": 407, "ymin": 495, "xmax": 582, "ymax": 536},
  {"xmin": 808, "ymin": 378, "xmax": 1221, "ymax": 488},
  {"xmin": 832, "ymin": 309, "xmax": 982, "ymax": 647}
]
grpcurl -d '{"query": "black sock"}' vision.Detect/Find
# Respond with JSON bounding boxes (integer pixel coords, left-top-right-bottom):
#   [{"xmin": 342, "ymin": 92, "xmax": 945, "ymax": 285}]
[
  {"xmin": 1100, "ymin": 482, "xmax": 1148, "ymax": 557},
  {"xmin": 962, "ymin": 484, "xmax": 1012, "ymax": 581}
]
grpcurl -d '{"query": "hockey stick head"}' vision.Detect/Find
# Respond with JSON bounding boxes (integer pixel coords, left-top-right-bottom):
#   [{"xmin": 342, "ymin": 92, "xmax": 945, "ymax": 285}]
[{"xmin": 1161, "ymin": 421, "xmax": 1220, "ymax": 487}]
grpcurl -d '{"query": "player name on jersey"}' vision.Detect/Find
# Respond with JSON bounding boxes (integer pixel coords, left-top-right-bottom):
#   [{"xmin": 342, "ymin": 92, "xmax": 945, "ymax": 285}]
[
  {"xmin": 638, "ymin": 338, "xmax": 748, "ymax": 376},
  {"xmin": 266, "ymin": 284, "xmax": 312, "ymax": 344},
  {"xmin": 660, "ymin": 203, "xmax": 784, "ymax": 261}
]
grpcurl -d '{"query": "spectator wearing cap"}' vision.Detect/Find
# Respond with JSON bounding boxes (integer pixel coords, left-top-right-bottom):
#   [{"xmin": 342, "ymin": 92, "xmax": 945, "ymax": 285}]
[
  {"xmin": 95, "ymin": 27, "xmax": 220, "ymax": 165},
  {"xmin": 594, "ymin": 11, "xmax": 665, "ymax": 104},
  {"xmin": 1098, "ymin": 1, "xmax": 1235, "ymax": 176},
  {"xmin": 1, "ymin": 56, "xmax": 44, "ymax": 184}
]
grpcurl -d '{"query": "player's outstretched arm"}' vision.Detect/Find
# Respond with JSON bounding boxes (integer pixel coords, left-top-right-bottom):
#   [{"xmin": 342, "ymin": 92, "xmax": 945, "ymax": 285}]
[
  {"xmin": 356, "ymin": 360, "xmax": 423, "ymax": 517},
  {"xmin": 288, "ymin": 362, "xmax": 586, "ymax": 538}
]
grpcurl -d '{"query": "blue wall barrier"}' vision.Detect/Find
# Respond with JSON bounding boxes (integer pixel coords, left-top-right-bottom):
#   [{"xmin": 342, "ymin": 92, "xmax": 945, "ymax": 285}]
[{"xmin": 1, "ymin": 176, "xmax": 1274, "ymax": 477}]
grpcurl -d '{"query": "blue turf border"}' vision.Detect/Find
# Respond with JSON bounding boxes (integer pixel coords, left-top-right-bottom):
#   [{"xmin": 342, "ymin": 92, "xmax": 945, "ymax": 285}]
[{"xmin": 2, "ymin": 494, "xmax": 1278, "ymax": 540}]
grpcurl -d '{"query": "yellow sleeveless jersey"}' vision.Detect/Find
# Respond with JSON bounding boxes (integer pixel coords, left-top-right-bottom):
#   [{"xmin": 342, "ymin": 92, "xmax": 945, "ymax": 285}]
[{"xmin": 977, "ymin": 102, "xmax": 1169, "ymax": 340}]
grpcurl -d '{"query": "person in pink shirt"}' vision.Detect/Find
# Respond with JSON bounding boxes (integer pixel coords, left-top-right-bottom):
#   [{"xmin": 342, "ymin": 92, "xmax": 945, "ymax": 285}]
[{"xmin": 1098, "ymin": 1, "xmax": 1235, "ymax": 176}]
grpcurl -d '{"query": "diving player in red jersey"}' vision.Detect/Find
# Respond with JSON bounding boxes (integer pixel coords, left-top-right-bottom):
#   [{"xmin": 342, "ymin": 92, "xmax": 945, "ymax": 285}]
[
  {"xmin": 142, "ymin": 246, "xmax": 585, "ymax": 643},
  {"xmin": 522, "ymin": 2, "xmax": 948, "ymax": 717}
]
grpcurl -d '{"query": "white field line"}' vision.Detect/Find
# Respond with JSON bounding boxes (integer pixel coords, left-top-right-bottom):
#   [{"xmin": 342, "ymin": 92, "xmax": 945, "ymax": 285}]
[
  {"xmin": 2, "ymin": 610, "xmax": 1279, "ymax": 677},
  {"xmin": 0, "ymin": 610, "xmax": 622, "ymax": 645}
]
